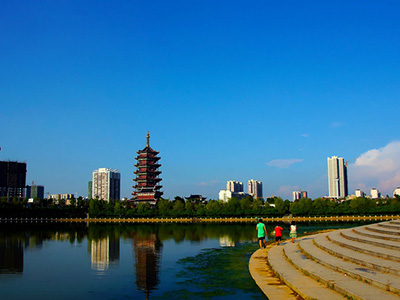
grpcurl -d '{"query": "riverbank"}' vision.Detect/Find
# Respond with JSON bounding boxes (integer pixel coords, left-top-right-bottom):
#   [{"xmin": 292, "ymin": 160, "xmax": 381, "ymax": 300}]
[{"xmin": 1, "ymin": 214, "xmax": 400, "ymax": 223}]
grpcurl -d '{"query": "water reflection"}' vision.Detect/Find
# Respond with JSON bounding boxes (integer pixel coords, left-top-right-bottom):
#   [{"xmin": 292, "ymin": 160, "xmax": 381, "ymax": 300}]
[
  {"xmin": 90, "ymin": 236, "xmax": 120, "ymax": 271},
  {"xmin": 0, "ymin": 237, "xmax": 23, "ymax": 276},
  {"xmin": 133, "ymin": 232, "xmax": 162, "ymax": 300}
]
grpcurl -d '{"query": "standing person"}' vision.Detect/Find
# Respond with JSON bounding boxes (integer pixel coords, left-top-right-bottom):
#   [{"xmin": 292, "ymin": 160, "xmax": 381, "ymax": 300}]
[
  {"xmin": 274, "ymin": 225, "xmax": 283, "ymax": 245},
  {"xmin": 256, "ymin": 219, "xmax": 267, "ymax": 249},
  {"xmin": 290, "ymin": 221, "xmax": 297, "ymax": 243}
]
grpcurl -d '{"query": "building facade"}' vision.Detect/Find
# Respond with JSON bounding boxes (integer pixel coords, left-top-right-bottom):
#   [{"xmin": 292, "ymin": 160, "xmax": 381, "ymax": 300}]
[
  {"xmin": 355, "ymin": 189, "xmax": 365, "ymax": 198},
  {"xmin": 248, "ymin": 179, "xmax": 263, "ymax": 199},
  {"xmin": 23, "ymin": 185, "xmax": 45, "ymax": 199},
  {"xmin": 92, "ymin": 168, "xmax": 121, "ymax": 202},
  {"xmin": 132, "ymin": 132, "xmax": 163, "ymax": 205},
  {"xmin": 226, "ymin": 180, "xmax": 243, "ymax": 193},
  {"xmin": 327, "ymin": 156, "xmax": 348, "ymax": 199},
  {"xmin": 371, "ymin": 188, "xmax": 380, "ymax": 199},
  {"xmin": 0, "ymin": 161, "xmax": 27, "ymax": 199},
  {"xmin": 292, "ymin": 190, "xmax": 308, "ymax": 201},
  {"xmin": 394, "ymin": 187, "xmax": 400, "ymax": 198}
]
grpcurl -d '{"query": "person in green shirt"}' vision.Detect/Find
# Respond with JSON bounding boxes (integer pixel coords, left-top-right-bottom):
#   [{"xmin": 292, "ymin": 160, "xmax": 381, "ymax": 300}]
[{"xmin": 256, "ymin": 218, "xmax": 267, "ymax": 248}]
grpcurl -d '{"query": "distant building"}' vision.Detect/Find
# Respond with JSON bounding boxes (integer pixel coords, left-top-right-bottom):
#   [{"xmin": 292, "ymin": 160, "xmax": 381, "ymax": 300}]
[
  {"xmin": 226, "ymin": 180, "xmax": 243, "ymax": 193},
  {"xmin": 88, "ymin": 181, "xmax": 92, "ymax": 199},
  {"xmin": 0, "ymin": 161, "xmax": 27, "ymax": 199},
  {"xmin": 92, "ymin": 168, "xmax": 121, "ymax": 202},
  {"xmin": 292, "ymin": 190, "xmax": 308, "ymax": 201},
  {"xmin": 394, "ymin": 187, "xmax": 400, "ymax": 198},
  {"xmin": 248, "ymin": 179, "xmax": 263, "ymax": 199},
  {"xmin": 218, "ymin": 190, "xmax": 248, "ymax": 202},
  {"xmin": 327, "ymin": 156, "xmax": 348, "ymax": 199},
  {"xmin": 355, "ymin": 189, "xmax": 365, "ymax": 198},
  {"xmin": 23, "ymin": 185, "xmax": 45, "ymax": 199},
  {"xmin": 371, "ymin": 188, "xmax": 380, "ymax": 199},
  {"xmin": 185, "ymin": 194, "xmax": 207, "ymax": 203}
]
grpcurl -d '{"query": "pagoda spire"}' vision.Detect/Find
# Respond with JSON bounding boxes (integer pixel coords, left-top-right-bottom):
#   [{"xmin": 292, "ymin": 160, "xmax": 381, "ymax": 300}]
[{"xmin": 146, "ymin": 131, "xmax": 150, "ymax": 147}]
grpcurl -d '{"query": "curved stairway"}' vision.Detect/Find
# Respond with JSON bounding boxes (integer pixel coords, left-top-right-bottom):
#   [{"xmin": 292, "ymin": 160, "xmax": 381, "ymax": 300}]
[{"xmin": 264, "ymin": 221, "xmax": 400, "ymax": 300}]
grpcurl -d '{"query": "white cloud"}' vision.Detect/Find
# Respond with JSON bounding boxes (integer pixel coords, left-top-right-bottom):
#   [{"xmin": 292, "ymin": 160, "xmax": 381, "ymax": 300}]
[
  {"xmin": 194, "ymin": 180, "xmax": 219, "ymax": 187},
  {"xmin": 349, "ymin": 141, "xmax": 400, "ymax": 195},
  {"xmin": 266, "ymin": 159, "xmax": 303, "ymax": 169},
  {"xmin": 330, "ymin": 122, "xmax": 344, "ymax": 128}
]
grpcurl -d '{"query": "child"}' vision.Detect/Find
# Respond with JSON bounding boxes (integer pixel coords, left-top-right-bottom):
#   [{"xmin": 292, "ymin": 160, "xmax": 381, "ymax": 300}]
[
  {"xmin": 290, "ymin": 221, "xmax": 297, "ymax": 243},
  {"xmin": 274, "ymin": 225, "xmax": 283, "ymax": 245}
]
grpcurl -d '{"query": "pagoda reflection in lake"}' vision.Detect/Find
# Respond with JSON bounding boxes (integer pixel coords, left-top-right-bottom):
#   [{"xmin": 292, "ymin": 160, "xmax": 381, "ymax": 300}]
[{"xmin": 133, "ymin": 232, "xmax": 163, "ymax": 300}]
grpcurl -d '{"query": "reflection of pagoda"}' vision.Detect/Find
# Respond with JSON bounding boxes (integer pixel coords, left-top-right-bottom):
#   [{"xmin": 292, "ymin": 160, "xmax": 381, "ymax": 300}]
[
  {"xmin": 91, "ymin": 236, "xmax": 120, "ymax": 271},
  {"xmin": 133, "ymin": 233, "xmax": 162, "ymax": 300},
  {"xmin": 132, "ymin": 131, "xmax": 163, "ymax": 205}
]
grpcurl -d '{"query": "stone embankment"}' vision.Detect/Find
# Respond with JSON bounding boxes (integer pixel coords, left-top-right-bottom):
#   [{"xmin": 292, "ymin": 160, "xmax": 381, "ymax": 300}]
[{"xmin": 250, "ymin": 220, "xmax": 400, "ymax": 300}]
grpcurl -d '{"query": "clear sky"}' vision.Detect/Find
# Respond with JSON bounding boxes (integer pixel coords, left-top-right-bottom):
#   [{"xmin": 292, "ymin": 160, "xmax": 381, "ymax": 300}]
[{"xmin": 1, "ymin": 1, "xmax": 400, "ymax": 200}]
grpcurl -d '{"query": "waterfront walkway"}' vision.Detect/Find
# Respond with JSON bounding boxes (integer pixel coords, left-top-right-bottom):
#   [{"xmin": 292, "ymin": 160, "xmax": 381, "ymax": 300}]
[{"xmin": 249, "ymin": 220, "xmax": 400, "ymax": 300}]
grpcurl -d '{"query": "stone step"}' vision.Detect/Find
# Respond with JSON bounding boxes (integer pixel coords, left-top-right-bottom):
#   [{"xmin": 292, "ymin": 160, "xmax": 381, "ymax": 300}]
[
  {"xmin": 365, "ymin": 223, "xmax": 400, "ymax": 236},
  {"xmin": 283, "ymin": 239, "xmax": 400, "ymax": 300},
  {"xmin": 341, "ymin": 228, "xmax": 400, "ymax": 250},
  {"xmin": 299, "ymin": 235, "xmax": 400, "ymax": 295},
  {"xmin": 267, "ymin": 241, "xmax": 344, "ymax": 300},
  {"xmin": 313, "ymin": 232, "xmax": 400, "ymax": 276},
  {"xmin": 377, "ymin": 222, "xmax": 400, "ymax": 230},
  {"xmin": 328, "ymin": 230, "xmax": 400, "ymax": 261},
  {"xmin": 353, "ymin": 226, "xmax": 400, "ymax": 242}
]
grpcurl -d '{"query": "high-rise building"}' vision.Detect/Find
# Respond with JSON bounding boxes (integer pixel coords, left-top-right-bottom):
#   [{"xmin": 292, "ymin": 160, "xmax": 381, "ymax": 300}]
[
  {"xmin": 226, "ymin": 180, "xmax": 243, "ymax": 193},
  {"xmin": 355, "ymin": 189, "xmax": 365, "ymax": 198},
  {"xmin": 371, "ymin": 188, "xmax": 380, "ymax": 199},
  {"xmin": 248, "ymin": 179, "xmax": 263, "ymax": 199},
  {"xmin": 132, "ymin": 131, "xmax": 163, "ymax": 205},
  {"xmin": 23, "ymin": 185, "xmax": 45, "ymax": 199},
  {"xmin": 92, "ymin": 168, "xmax": 121, "ymax": 202},
  {"xmin": 293, "ymin": 191, "xmax": 301, "ymax": 201},
  {"xmin": 393, "ymin": 187, "xmax": 400, "ymax": 198},
  {"xmin": 0, "ymin": 161, "xmax": 27, "ymax": 199},
  {"xmin": 327, "ymin": 156, "xmax": 348, "ymax": 199}
]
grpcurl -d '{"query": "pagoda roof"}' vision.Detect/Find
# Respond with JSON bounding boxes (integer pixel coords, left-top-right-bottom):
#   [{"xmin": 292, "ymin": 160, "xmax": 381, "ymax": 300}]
[{"xmin": 136, "ymin": 146, "xmax": 159, "ymax": 155}]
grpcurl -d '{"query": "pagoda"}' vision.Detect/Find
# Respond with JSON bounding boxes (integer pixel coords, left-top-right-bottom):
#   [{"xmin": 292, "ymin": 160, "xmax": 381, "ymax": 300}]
[{"xmin": 132, "ymin": 131, "xmax": 163, "ymax": 205}]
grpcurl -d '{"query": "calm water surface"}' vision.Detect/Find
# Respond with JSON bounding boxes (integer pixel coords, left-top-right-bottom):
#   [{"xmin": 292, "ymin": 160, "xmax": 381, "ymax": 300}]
[{"xmin": 0, "ymin": 221, "xmax": 371, "ymax": 300}]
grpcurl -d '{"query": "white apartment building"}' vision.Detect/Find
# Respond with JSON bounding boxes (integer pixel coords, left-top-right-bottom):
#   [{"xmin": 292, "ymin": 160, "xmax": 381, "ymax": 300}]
[
  {"xmin": 355, "ymin": 189, "xmax": 365, "ymax": 198},
  {"xmin": 248, "ymin": 179, "xmax": 263, "ymax": 199},
  {"xmin": 92, "ymin": 168, "xmax": 121, "ymax": 202},
  {"xmin": 371, "ymin": 188, "xmax": 380, "ymax": 199},
  {"xmin": 327, "ymin": 156, "xmax": 348, "ymax": 199},
  {"xmin": 394, "ymin": 187, "xmax": 400, "ymax": 198},
  {"xmin": 226, "ymin": 180, "xmax": 243, "ymax": 192}
]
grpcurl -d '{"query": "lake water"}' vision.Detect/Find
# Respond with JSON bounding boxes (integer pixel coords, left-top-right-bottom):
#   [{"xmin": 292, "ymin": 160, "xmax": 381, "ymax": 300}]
[{"xmin": 0, "ymin": 221, "xmax": 370, "ymax": 300}]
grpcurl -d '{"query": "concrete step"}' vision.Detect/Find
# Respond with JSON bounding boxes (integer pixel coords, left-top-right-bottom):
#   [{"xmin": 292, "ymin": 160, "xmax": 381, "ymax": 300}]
[
  {"xmin": 377, "ymin": 222, "xmax": 400, "ymax": 230},
  {"xmin": 283, "ymin": 239, "xmax": 400, "ymax": 300},
  {"xmin": 341, "ymin": 228, "xmax": 400, "ymax": 250},
  {"xmin": 353, "ymin": 226, "xmax": 400, "ymax": 242},
  {"xmin": 267, "ymin": 241, "xmax": 344, "ymax": 300},
  {"xmin": 328, "ymin": 230, "xmax": 400, "ymax": 261},
  {"xmin": 299, "ymin": 235, "xmax": 400, "ymax": 295},
  {"xmin": 313, "ymin": 232, "xmax": 400, "ymax": 276},
  {"xmin": 365, "ymin": 223, "xmax": 400, "ymax": 236}
]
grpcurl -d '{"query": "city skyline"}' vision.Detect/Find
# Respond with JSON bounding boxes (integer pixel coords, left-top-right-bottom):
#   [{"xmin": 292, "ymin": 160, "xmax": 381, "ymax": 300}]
[{"xmin": 1, "ymin": 1, "xmax": 400, "ymax": 199}]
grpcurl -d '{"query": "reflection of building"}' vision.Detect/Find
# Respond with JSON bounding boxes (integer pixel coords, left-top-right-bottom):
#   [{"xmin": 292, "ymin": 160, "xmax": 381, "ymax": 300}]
[
  {"xmin": 0, "ymin": 161, "xmax": 27, "ymax": 199},
  {"xmin": 327, "ymin": 156, "xmax": 348, "ymax": 199},
  {"xmin": 92, "ymin": 168, "xmax": 121, "ymax": 202},
  {"xmin": 132, "ymin": 131, "xmax": 163, "ymax": 205},
  {"xmin": 0, "ymin": 237, "xmax": 24, "ymax": 276},
  {"xmin": 248, "ymin": 179, "xmax": 262, "ymax": 199},
  {"xmin": 133, "ymin": 233, "xmax": 162, "ymax": 300},
  {"xmin": 219, "ymin": 236, "xmax": 235, "ymax": 247},
  {"xmin": 226, "ymin": 180, "xmax": 243, "ymax": 192},
  {"xmin": 91, "ymin": 236, "xmax": 120, "ymax": 271}
]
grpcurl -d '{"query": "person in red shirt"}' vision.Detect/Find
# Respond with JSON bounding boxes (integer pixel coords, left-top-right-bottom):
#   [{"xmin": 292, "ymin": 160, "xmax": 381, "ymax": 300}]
[{"xmin": 274, "ymin": 225, "xmax": 283, "ymax": 245}]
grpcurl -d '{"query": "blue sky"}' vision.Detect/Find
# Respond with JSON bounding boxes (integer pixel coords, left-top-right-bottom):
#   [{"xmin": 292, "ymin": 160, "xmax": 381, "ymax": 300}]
[{"xmin": 1, "ymin": 0, "xmax": 400, "ymax": 200}]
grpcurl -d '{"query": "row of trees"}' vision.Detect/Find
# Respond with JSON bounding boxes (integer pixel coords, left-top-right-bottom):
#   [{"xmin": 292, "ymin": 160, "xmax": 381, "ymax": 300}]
[{"xmin": 2, "ymin": 195, "xmax": 400, "ymax": 218}]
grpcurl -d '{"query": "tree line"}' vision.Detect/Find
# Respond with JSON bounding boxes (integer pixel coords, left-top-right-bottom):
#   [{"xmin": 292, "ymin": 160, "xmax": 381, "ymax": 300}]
[{"xmin": 2, "ymin": 195, "xmax": 400, "ymax": 218}]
